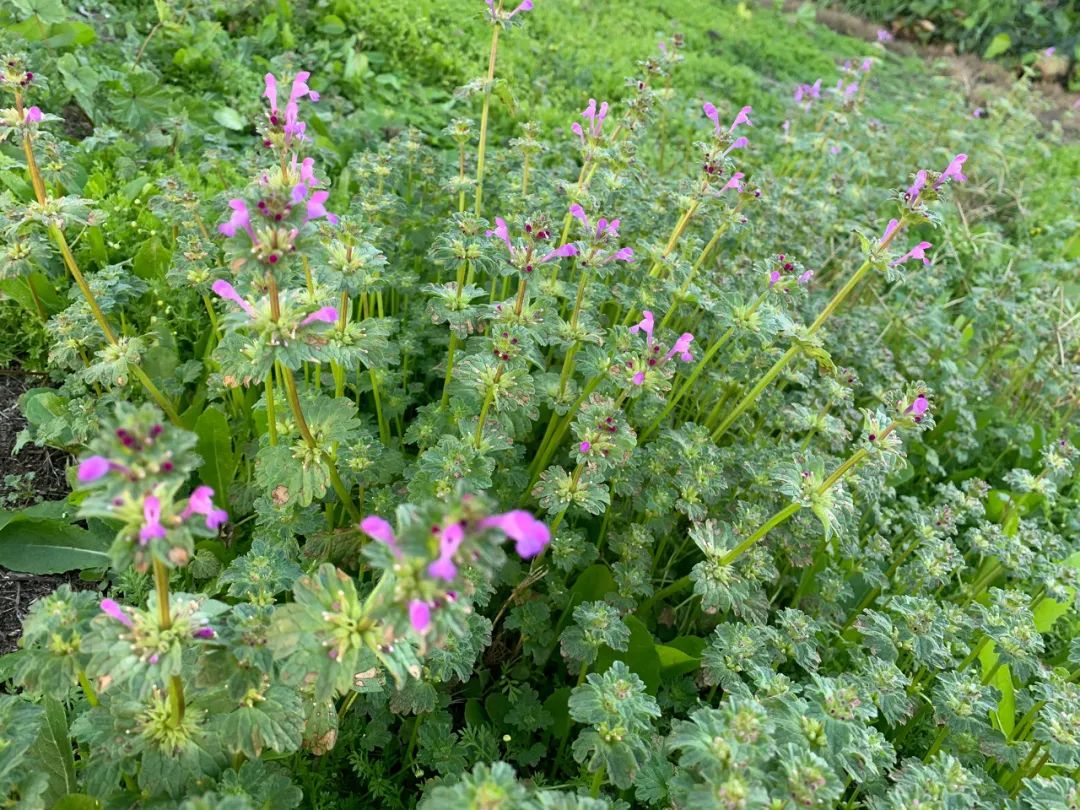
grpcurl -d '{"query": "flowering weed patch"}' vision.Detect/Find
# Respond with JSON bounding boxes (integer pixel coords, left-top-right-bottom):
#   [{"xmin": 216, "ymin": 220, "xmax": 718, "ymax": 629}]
[{"xmin": 0, "ymin": 1, "xmax": 1078, "ymax": 808}]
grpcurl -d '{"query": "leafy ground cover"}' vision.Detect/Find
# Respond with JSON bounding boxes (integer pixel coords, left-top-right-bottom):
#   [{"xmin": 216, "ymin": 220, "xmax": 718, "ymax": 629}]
[{"xmin": 0, "ymin": 0, "xmax": 1078, "ymax": 808}]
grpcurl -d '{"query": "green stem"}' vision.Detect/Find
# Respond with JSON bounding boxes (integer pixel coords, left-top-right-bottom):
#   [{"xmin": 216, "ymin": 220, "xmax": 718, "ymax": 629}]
[
  {"xmin": 589, "ymin": 765, "xmax": 605, "ymax": 798},
  {"xmin": 474, "ymin": 22, "xmax": 501, "ymax": 215},
  {"xmin": 153, "ymin": 559, "xmax": 185, "ymax": 726},
  {"xmin": 77, "ymin": 669, "xmax": 99, "ymax": 707},
  {"xmin": 265, "ymin": 370, "xmax": 278, "ymax": 446},
  {"xmin": 370, "ymin": 368, "xmax": 390, "ymax": 445},
  {"xmin": 280, "ymin": 364, "xmax": 362, "ymax": 522}
]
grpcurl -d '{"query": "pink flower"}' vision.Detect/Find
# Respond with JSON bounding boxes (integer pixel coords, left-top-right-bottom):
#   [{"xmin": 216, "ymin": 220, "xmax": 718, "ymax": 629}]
[
  {"xmin": 879, "ymin": 218, "xmax": 900, "ymax": 247},
  {"xmin": 304, "ymin": 189, "xmax": 338, "ymax": 225},
  {"xmin": 632, "ymin": 371, "xmax": 645, "ymax": 386},
  {"xmin": 300, "ymin": 306, "xmax": 339, "ymax": 327},
  {"xmin": 906, "ymin": 394, "xmax": 929, "ymax": 418},
  {"xmin": 665, "ymin": 333, "xmax": 695, "ymax": 363},
  {"xmin": 24, "ymin": 106, "xmax": 42, "ymax": 123},
  {"xmin": 139, "ymin": 496, "xmax": 167, "ymax": 544},
  {"xmin": 481, "ymin": 510, "xmax": 550, "ymax": 558},
  {"xmin": 181, "ymin": 485, "xmax": 228, "ymax": 531},
  {"xmin": 722, "ymin": 136, "xmax": 748, "ymax": 158},
  {"xmin": 877, "ymin": 29, "xmax": 893, "ymax": 42},
  {"xmin": 1044, "ymin": 47, "xmax": 1056, "ymax": 57},
  {"xmin": 972, "ymin": 107, "xmax": 986, "ymax": 119},
  {"xmin": 428, "ymin": 523, "xmax": 465, "ymax": 582},
  {"xmin": 409, "ymin": 600, "xmax": 432, "ymax": 633},
  {"xmin": 539, "ymin": 244, "xmax": 579, "ymax": 263},
  {"xmin": 729, "ymin": 105, "xmax": 752, "ymax": 132},
  {"xmin": 78, "ymin": 455, "xmax": 111, "ymax": 483},
  {"xmin": 579, "ymin": 441, "xmax": 591, "ymax": 453},
  {"xmin": 629, "ymin": 310, "xmax": 655, "ymax": 343},
  {"xmin": 572, "ymin": 98, "xmax": 609, "ymax": 143},
  {"xmin": 907, "ymin": 170, "xmax": 927, "ymax": 204},
  {"xmin": 360, "ymin": 515, "xmax": 402, "ymax": 558},
  {"xmin": 486, "ymin": 0, "xmax": 533, "ymax": 19},
  {"xmin": 211, "ymin": 280, "xmax": 257, "ymax": 318},
  {"xmin": 891, "ymin": 241, "xmax": 933, "ymax": 267},
  {"xmin": 797, "ymin": 269, "xmax": 814, "ymax": 284},
  {"xmin": 860, "ymin": 58, "xmax": 873, "ymax": 72},
  {"xmin": 722, "ymin": 172, "xmax": 744, "ymax": 192},
  {"xmin": 100, "ymin": 598, "xmax": 134, "ymax": 628},
  {"xmin": 568, "ymin": 205, "xmax": 633, "ymax": 264},
  {"xmin": 933, "ymin": 154, "xmax": 967, "ymax": 189},
  {"xmin": 487, "ymin": 217, "xmax": 514, "ymax": 254},
  {"xmin": 703, "ymin": 102, "xmax": 751, "ymax": 135},
  {"xmin": 769, "ymin": 269, "xmax": 782, "ymax": 287},
  {"xmin": 219, "ymin": 199, "xmax": 255, "ymax": 240},
  {"xmin": 193, "ymin": 627, "xmax": 216, "ymax": 639}
]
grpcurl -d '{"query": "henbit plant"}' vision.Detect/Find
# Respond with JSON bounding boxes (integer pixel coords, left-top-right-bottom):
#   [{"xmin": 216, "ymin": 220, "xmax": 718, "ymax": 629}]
[{"xmin": 0, "ymin": 0, "xmax": 1078, "ymax": 808}]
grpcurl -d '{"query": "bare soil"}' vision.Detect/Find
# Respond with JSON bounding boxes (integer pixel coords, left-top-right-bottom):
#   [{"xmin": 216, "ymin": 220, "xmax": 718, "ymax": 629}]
[{"xmin": 0, "ymin": 370, "xmax": 84, "ymax": 656}]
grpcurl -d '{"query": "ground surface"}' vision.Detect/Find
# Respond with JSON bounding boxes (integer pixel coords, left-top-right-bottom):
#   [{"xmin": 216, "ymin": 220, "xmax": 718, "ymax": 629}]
[{"xmin": 0, "ymin": 371, "xmax": 81, "ymax": 655}]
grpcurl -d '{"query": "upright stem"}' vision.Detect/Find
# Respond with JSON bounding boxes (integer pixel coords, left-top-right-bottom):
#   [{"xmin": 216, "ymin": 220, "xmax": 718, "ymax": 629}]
[
  {"xmin": 265, "ymin": 370, "xmax": 278, "ymax": 446},
  {"xmin": 280, "ymin": 364, "xmax": 362, "ymax": 522},
  {"xmin": 152, "ymin": 558, "xmax": 185, "ymax": 726},
  {"xmin": 25, "ymin": 276, "xmax": 47, "ymax": 322},
  {"xmin": 474, "ymin": 22, "xmax": 501, "ymax": 216}
]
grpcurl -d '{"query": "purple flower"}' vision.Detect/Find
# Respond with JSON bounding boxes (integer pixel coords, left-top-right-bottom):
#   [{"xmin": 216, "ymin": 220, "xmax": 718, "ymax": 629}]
[
  {"xmin": 572, "ymin": 98, "xmax": 609, "ymax": 143},
  {"xmin": 972, "ymin": 107, "xmax": 986, "ymax": 119},
  {"xmin": 409, "ymin": 600, "xmax": 432, "ymax": 633},
  {"xmin": 769, "ymin": 269, "xmax": 782, "ymax": 288},
  {"xmin": 486, "ymin": 216, "xmax": 578, "ymax": 267},
  {"xmin": 303, "ymin": 189, "xmax": 338, "ymax": 225},
  {"xmin": 219, "ymin": 199, "xmax": 255, "ymax": 240},
  {"xmin": 486, "ymin": 0, "xmax": 533, "ymax": 19},
  {"xmin": 860, "ymin": 58, "xmax": 873, "ymax": 72},
  {"xmin": 579, "ymin": 441, "xmax": 591, "ymax": 453},
  {"xmin": 481, "ymin": 510, "xmax": 551, "ymax": 558},
  {"xmin": 139, "ymin": 496, "xmax": 167, "ymax": 544},
  {"xmin": 891, "ymin": 241, "xmax": 933, "ymax": 267},
  {"xmin": 797, "ymin": 269, "xmax": 814, "ymax": 284},
  {"xmin": 181, "ymin": 485, "xmax": 229, "ymax": 531},
  {"xmin": 100, "ymin": 598, "xmax": 134, "ymax": 628},
  {"xmin": 632, "ymin": 371, "xmax": 646, "ymax": 386},
  {"xmin": 794, "ymin": 80, "xmax": 822, "ymax": 106},
  {"xmin": 830, "ymin": 145, "xmax": 841, "ymax": 155},
  {"xmin": 193, "ymin": 627, "xmax": 216, "ymax": 639},
  {"xmin": 877, "ymin": 29, "xmax": 893, "ymax": 42},
  {"xmin": 24, "ymin": 106, "xmax": 42, "ymax": 123},
  {"xmin": 264, "ymin": 71, "xmax": 318, "ymax": 146},
  {"xmin": 211, "ymin": 280, "xmax": 257, "ymax": 318},
  {"xmin": 664, "ymin": 333, "xmax": 695, "ymax": 363},
  {"xmin": 703, "ymin": 102, "xmax": 752, "ymax": 135},
  {"xmin": 906, "ymin": 170, "xmax": 927, "ymax": 204},
  {"xmin": 722, "ymin": 136, "xmax": 748, "ymax": 158},
  {"xmin": 933, "ymin": 154, "xmax": 967, "ymax": 189},
  {"xmin": 1044, "ymin": 47, "xmax": 1056, "ymax": 57},
  {"xmin": 568, "ymin": 205, "xmax": 633, "ymax": 264},
  {"xmin": 722, "ymin": 172, "xmax": 744, "ymax": 192},
  {"xmin": 906, "ymin": 394, "xmax": 929, "ymax": 417},
  {"xmin": 629, "ymin": 310, "xmax": 655, "ymax": 343},
  {"xmin": 842, "ymin": 81, "xmax": 859, "ymax": 101},
  {"xmin": 360, "ymin": 515, "xmax": 403, "ymax": 558},
  {"xmin": 300, "ymin": 306, "xmax": 339, "ymax": 327},
  {"xmin": 879, "ymin": 218, "xmax": 901, "ymax": 247},
  {"xmin": 78, "ymin": 455, "xmax": 111, "ymax": 483},
  {"xmin": 428, "ymin": 523, "xmax": 465, "ymax": 582}
]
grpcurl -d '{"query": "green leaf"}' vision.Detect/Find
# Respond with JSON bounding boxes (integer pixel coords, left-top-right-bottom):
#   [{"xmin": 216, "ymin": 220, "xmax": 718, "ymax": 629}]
[
  {"xmin": 978, "ymin": 642, "xmax": 1014, "ymax": 736},
  {"xmin": 542, "ymin": 687, "xmax": 572, "ymax": 740},
  {"xmin": 11, "ymin": 0, "xmax": 69, "ymax": 24},
  {"xmin": 214, "ymin": 106, "xmax": 246, "ymax": 131},
  {"xmin": 30, "ymin": 696, "xmax": 76, "ymax": 804},
  {"xmin": 132, "ymin": 237, "xmax": 170, "ymax": 280},
  {"xmin": 984, "ymin": 33, "xmax": 1012, "ymax": 59},
  {"xmin": 52, "ymin": 796, "xmax": 102, "ymax": 810},
  {"xmin": 0, "ymin": 502, "xmax": 111, "ymax": 574},
  {"xmin": 194, "ymin": 407, "xmax": 237, "ymax": 498},
  {"xmin": 655, "ymin": 644, "xmax": 701, "ymax": 679}
]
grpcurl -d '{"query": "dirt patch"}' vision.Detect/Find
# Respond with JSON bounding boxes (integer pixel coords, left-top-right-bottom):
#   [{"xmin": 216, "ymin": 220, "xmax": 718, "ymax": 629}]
[
  {"xmin": 787, "ymin": 2, "xmax": 1080, "ymax": 136},
  {"xmin": 0, "ymin": 369, "xmax": 80, "ymax": 655}
]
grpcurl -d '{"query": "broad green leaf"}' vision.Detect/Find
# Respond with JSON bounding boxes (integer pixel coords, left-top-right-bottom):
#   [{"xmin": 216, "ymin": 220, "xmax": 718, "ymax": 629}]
[
  {"xmin": 984, "ymin": 33, "xmax": 1012, "ymax": 59},
  {"xmin": 214, "ymin": 106, "xmax": 246, "ymax": 131},
  {"xmin": 132, "ymin": 236, "xmax": 170, "ymax": 280},
  {"xmin": 52, "ymin": 796, "xmax": 102, "ymax": 810},
  {"xmin": 194, "ymin": 407, "xmax": 237, "ymax": 498},
  {"xmin": 30, "ymin": 696, "xmax": 76, "ymax": 804},
  {"xmin": 0, "ymin": 504, "xmax": 111, "ymax": 574},
  {"xmin": 979, "ymin": 643, "xmax": 1014, "ymax": 737},
  {"xmin": 542, "ymin": 687, "xmax": 572, "ymax": 739},
  {"xmin": 594, "ymin": 616, "xmax": 660, "ymax": 695},
  {"xmin": 655, "ymin": 644, "xmax": 700, "ymax": 679}
]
